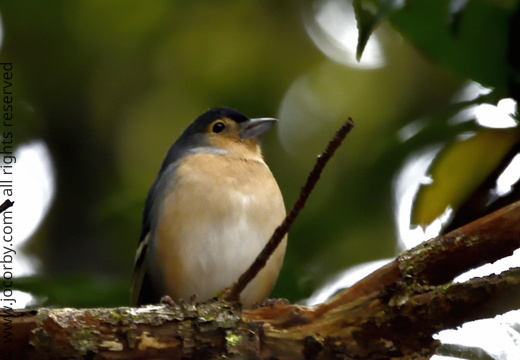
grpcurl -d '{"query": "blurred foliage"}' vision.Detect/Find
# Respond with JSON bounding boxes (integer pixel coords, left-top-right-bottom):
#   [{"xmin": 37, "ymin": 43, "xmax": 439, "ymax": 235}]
[
  {"xmin": 355, "ymin": 0, "xmax": 520, "ymax": 235},
  {"xmin": 0, "ymin": 0, "xmax": 519, "ymax": 311},
  {"xmin": 10, "ymin": 276, "xmax": 129, "ymax": 308},
  {"xmin": 355, "ymin": 0, "xmax": 516, "ymax": 91},
  {"xmin": 413, "ymin": 128, "xmax": 520, "ymax": 226}
]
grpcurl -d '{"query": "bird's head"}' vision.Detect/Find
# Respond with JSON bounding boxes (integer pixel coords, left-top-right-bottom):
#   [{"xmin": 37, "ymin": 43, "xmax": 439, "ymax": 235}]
[{"xmin": 178, "ymin": 107, "xmax": 277, "ymax": 160}]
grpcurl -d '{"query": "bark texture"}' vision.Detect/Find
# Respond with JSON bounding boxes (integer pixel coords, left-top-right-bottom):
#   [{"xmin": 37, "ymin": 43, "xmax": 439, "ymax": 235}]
[{"xmin": 2, "ymin": 201, "xmax": 520, "ymax": 359}]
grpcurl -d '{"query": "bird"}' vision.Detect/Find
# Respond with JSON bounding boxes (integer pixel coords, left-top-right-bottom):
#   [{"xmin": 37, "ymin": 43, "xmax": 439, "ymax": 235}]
[{"xmin": 131, "ymin": 107, "xmax": 287, "ymax": 308}]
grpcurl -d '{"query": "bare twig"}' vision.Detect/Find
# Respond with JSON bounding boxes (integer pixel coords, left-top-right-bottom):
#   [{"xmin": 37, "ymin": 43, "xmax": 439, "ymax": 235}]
[
  {"xmin": 0, "ymin": 199, "xmax": 14, "ymax": 213},
  {"xmin": 225, "ymin": 118, "xmax": 355, "ymax": 302}
]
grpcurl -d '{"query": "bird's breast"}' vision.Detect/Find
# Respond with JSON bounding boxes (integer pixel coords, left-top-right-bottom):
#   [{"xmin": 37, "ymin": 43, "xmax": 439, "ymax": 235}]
[{"xmin": 152, "ymin": 153, "xmax": 286, "ymax": 307}]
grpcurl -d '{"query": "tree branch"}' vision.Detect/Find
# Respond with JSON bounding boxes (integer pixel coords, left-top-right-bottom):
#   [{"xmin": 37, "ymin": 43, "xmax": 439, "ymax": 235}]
[{"xmin": 4, "ymin": 199, "xmax": 520, "ymax": 359}]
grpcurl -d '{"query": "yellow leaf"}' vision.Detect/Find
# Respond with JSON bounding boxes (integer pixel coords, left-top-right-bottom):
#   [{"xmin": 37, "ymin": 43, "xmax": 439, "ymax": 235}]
[{"xmin": 412, "ymin": 128, "xmax": 520, "ymax": 226}]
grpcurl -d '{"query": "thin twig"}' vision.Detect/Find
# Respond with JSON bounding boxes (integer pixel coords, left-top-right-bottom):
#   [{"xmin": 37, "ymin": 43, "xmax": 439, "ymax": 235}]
[
  {"xmin": 0, "ymin": 199, "xmax": 13, "ymax": 214},
  {"xmin": 225, "ymin": 118, "xmax": 355, "ymax": 302}
]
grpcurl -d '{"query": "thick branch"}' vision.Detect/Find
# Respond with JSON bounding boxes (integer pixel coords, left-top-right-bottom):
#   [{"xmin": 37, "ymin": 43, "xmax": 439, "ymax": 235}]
[
  {"xmin": 3, "ymin": 199, "xmax": 520, "ymax": 359},
  {"xmin": 3, "ymin": 268, "xmax": 519, "ymax": 359},
  {"xmin": 316, "ymin": 199, "xmax": 520, "ymax": 315},
  {"xmin": 399, "ymin": 199, "xmax": 520, "ymax": 284}
]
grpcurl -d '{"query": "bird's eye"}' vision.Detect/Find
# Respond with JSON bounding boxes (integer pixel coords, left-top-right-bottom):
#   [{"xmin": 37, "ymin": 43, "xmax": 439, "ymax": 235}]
[{"xmin": 212, "ymin": 121, "xmax": 226, "ymax": 133}]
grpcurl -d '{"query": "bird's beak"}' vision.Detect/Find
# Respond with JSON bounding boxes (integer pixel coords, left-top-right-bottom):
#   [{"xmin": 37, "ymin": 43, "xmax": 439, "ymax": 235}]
[{"xmin": 239, "ymin": 118, "xmax": 278, "ymax": 139}]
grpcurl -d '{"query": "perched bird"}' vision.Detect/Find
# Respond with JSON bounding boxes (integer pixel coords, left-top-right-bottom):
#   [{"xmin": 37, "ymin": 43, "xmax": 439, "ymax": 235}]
[{"xmin": 131, "ymin": 107, "xmax": 287, "ymax": 308}]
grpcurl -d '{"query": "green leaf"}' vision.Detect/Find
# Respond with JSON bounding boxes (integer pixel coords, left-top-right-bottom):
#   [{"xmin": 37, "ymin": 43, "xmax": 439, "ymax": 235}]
[
  {"xmin": 353, "ymin": 0, "xmax": 404, "ymax": 61},
  {"xmin": 389, "ymin": 0, "xmax": 517, "ymax": 91}
]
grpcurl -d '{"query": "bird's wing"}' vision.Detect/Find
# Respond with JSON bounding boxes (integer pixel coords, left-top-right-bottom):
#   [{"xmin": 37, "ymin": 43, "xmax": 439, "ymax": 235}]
[
  {"xmin": 130, "ymin": 155, "xmax": 183, "ymax": 305},
  {"xmin": 130, "ymin": 233, "xmax": 150, "ymax": 305},
  {"xmin": 130, "ymin": 169, "xmax": 163, "ymax": 305}
]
